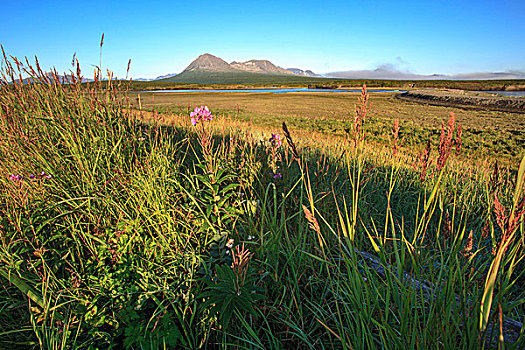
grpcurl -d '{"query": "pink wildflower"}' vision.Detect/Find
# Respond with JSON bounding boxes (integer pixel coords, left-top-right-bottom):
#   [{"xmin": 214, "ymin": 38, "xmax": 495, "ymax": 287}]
[
  {"xmin": 269, "ymin": 133, "xmax": 282, "ymax": 148},
  {"xmin": 9, "ymin": 174, "xmax": 23, "ymax": 181},
  {"xmin": 190, "ymin": 106, "xmax": 213, "ymax": 125}
]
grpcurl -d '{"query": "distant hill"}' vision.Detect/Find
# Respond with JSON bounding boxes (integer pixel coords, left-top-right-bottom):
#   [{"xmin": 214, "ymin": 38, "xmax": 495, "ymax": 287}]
[
  {"xmin": 181, "ymin": 53, "xmax": 295, "ymax": 75},
  {"xmin": 326, "ymin": 67, "xmax": 525, "ymax": 80},
  {"xmin": 230, "ymin": 59, "xmax": 293, "ymax": 75},
  {"xmin": 156, "ymin": 53, "xmax": 320, "ymax": 83},
  {"xmin": 157, "ymin": 70, "xmax": 327, "ymax": 84},
  {"xmin": 154, "ymin": 73, "xmax": 177, "ymax": 80},
  {"xmin": 286, "ymin": 68, "xmax": 320, "ymax": 77},
  {"xmin": 19, "ymin": 73, "xmax": 94, "ymax": 84},
  {"xmin": 133, "ymin": 73, "xmax": 177, "ymax": 81}
]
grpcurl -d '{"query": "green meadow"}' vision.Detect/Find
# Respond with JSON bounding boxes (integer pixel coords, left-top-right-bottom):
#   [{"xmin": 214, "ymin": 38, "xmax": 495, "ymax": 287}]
[
  {"xmin": 124, "ymin": 77, "xmax": 525, "ymax": 91},
  {"xmin": 132, "ymin": 91, "xmax": 525, "ymax": 165},
  {"xmin": 1, "ymin": 57, "xmax": 525, "ymax": 349}
]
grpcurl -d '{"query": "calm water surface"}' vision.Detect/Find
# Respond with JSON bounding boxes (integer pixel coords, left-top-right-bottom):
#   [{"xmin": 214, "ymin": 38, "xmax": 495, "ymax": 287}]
[
  {"xmin": 478, "ymin": 91, "xmax": 525, "ymax": 98},
  {"xmin": 135, "ymin": 88, "xmax": 407, "ymax": 94}
]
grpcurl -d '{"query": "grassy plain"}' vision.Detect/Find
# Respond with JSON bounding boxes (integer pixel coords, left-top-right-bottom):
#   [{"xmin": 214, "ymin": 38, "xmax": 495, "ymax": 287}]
[
  {"xmin": 124, "ymin": 78, "xmax": 525, "ymax": 91},
  {"xmin": 130, "ymin": 91, "xmax": 525, "ymax": 165},
  {"xmin": 1, "ymin": 57, "xmax": 525, "ymax": 349}
]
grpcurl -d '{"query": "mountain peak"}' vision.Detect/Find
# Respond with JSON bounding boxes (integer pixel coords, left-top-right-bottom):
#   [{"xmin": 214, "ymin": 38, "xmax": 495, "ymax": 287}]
[
  {"xmin": 181, "ymin": 54, "xmax": 303, "ymax": 76},
  {"xmin": 183, "ymin": 53, "xmax": 234, "ymax": 73}
]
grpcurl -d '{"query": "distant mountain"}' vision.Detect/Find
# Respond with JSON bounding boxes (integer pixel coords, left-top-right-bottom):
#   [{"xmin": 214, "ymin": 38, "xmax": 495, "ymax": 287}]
[
  {"xmin": 154, "ymin": 73, "xmax": 177, "ymax": 80},
  {"xmin": 154, "ymin": 53, "xmax": 322, "ymax": 83},
  {"xmin": 184, "ymin": 54, "xmax": 235, "ymax": 73},
  {"xmin": 230, "ymin": 59, "xmax": 293, "ymax": 75},
  {"xmin": 326, "ymin": 67, "xmax": 431, "ymax": 80},
  {"xmin": 132, "ymin": 73, "xmax": 177, "ymax": 81},
  {"xmin": 179, "ymin": 53, "xmax": 310, "ymax": 76},
  {"xmin": 20, "ymin": 73, "xmax": 94, "ymax": 84},
  {"xmin": 446, "ymin": 71, "xmax": 525, "ymax": 80},
  {"xmin": 286, "ymin": 68, "xmax": 319, "ymax": 77},
  {"xmin": 326, "ymin": 67, "xmax": 525, "ymax": 80},
  {"xmin": 157, "ymin": 71, "xmax": 327, "ymax": 84}
]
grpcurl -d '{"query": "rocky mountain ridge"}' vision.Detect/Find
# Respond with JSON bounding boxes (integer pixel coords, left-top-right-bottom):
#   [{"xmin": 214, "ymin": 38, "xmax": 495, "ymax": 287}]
[
  {"xmin": 182, "ymin": 53, "xmax": 313, "ymax": 76},
  {"xmin": 286, "ymin": 68, "xmax": 320, "ymax": 77}
]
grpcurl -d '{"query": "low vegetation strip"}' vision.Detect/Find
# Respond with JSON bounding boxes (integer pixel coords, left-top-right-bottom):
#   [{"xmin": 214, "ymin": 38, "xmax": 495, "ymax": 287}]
[
  {"xmin": 117, "ymin": 78, "xmax": 525, "ymax": 92},
  {"xmin": 1, "ymin": 54, "xmax": 525, "ymax": 349},
  {"xmin": 398, "ymin": 90, "xmax": 525, "ymax": 113},
  {"xmin": 309, "ymin": 80, "xmax": 525, "ymax": 92}
]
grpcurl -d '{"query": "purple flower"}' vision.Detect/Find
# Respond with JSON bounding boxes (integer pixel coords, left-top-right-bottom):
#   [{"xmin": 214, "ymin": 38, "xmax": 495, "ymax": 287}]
[
  {"xmin": 190, "ymin": 106, "xmax": 214, "ymax": 125},
  {"xmin": 273, "ymin": 173, "xmax": 282, "ymax": 179},
  {"xmin": 26, "ymin": 171, "xmax": 52, "ymax": 180},
  {"xmin": 269, "ymin": 133, "xmax": 282, "ymax": 148},
  {"xmin": 9, "ymin": 174, "xmax": 23, "ymax": 181}
]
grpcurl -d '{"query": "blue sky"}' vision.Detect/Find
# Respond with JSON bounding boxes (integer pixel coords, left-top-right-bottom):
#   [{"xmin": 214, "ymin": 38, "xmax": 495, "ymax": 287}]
[{"xmin": 1, "ymin": 0, "xmax": 524, "ymax": 79}]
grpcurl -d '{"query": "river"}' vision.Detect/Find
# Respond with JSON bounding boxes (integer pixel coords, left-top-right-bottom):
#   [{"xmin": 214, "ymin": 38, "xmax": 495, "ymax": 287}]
[{"xmin": 134, "ymin": 88, "xmax": 407, "ymax": 94}]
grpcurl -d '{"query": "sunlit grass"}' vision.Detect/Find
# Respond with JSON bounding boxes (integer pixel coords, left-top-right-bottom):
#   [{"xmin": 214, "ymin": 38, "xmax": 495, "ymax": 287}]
[
  {"xmin": 1, "ymin": 53, "xmax": 524, "ymax": 349},
  {"xmin": 130, "ymin": 90, "xmax": 525, "ymax": 166}
]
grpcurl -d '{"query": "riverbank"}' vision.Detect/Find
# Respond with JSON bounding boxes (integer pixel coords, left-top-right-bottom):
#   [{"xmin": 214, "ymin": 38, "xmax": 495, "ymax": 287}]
[{"xmin": 397, "ymin": 89, "xmax": 525, "ymax": 113}]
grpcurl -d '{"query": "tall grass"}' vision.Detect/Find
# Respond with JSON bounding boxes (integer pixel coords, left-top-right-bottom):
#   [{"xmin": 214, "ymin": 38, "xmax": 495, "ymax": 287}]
[{"xmin": 0, "ymin": 53, "xmax": 524, "ymax": 349}]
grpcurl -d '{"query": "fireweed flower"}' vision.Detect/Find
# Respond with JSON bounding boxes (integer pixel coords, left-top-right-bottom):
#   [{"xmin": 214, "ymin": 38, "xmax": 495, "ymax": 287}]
[
  {"xmin": 190, "ymin": 106, "xmax": 214, "ymax": 125},
  {"xmin": 27, "ymin": 172, "xmax": 53, "ymax": 180},
  {"xmin": 9, "ymin": 174, "xmax": 23, "ymax": 181},
  {"xmin": 269, "ymin": 133, "xmax": 282, "ymax": 148}
]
